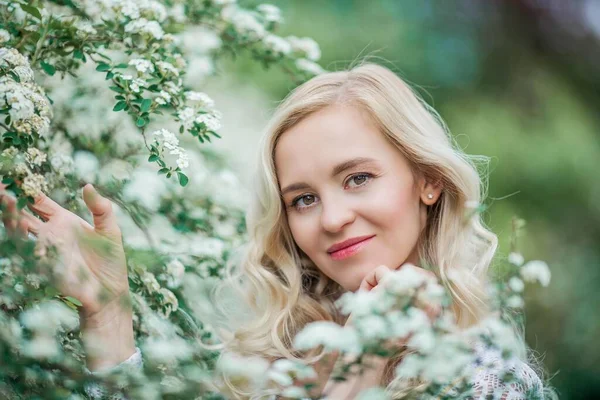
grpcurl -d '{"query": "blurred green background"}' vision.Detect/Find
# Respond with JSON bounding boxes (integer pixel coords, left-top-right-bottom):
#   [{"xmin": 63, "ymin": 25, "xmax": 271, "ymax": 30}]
[{"xmin": 208, "ymin": 1, "xmax": 600, "ymax": 398}]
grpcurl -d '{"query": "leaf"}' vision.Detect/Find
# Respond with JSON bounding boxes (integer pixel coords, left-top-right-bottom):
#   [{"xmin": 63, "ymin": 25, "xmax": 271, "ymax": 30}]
[
  {"xmin": 96, "ymin": 62, "xmax": 111, "ymax": 72},
  {"xmin": 113, "ymin": 101, "xmax": 126, "ymax": 111},
  {"xmin": 177, "ymin": 172, "xmax": 189, "ymax": 187},
  {"xmin": 73, "ymin": 49, "xmax": 84, "ymax": 60},
  {"xmin": 158, "ymin": 168, "xmax": 169, "ymax": 175},
  {"xmin": 64, "ymin": 296, "xmax": 83, "ymax": 307},
  {"xmin": 16, "ymin": 196, "xmax": 28, "ymax": 210},
  {"xmin": 1, "ymin": 177, "xmax": 14, "ymax": 185},
  {"xmin": 140, "ymin": 99, "xmax": 152, "ymax": 112},
  {"xmin": 136, "ymin": 117, "xmax": 146, "ymax": 127},
  {"xmin": 20, "ymin": 4, "xmax": 42, "ymax": 20},
  {"xmin": 105, "ymin": 71, "xmax": 114, "ymax": 80},
  {"xmin": 114, "ymin": 63, "xmax": 128, "ymax": 69},
  {"xmin": 40, "ymin": 61, "xmax": 56, "ymax": 76},
  {"xmin": 148, "ymin": 154, "xmax": 159, "ymax": 162},
  {"xmin": 109, "ymin": 86, "xmax": 124, "ymax": 93}
]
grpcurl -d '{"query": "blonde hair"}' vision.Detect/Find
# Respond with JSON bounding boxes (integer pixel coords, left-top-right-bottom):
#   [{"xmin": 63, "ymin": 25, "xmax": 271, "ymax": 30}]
[{"xmin": 215, "ymin": 60, "xmax": 502, "ymax": 397}]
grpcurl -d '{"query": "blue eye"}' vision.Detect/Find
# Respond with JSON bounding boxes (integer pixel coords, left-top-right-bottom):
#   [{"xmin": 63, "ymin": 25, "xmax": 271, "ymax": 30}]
[{"xmin": 345, "ymin": 173, "xmax": 373, "ymax": 188}]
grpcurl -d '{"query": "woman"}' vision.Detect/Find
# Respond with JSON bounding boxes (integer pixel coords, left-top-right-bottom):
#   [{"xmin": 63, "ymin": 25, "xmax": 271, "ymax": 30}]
[{"xmin": 0, "ymin": 61, "xmax": 546, "ymax": 398}]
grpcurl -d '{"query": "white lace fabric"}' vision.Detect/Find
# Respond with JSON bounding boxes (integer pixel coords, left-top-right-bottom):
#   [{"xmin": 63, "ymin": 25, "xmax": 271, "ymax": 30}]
[
  {"xmin": 468, "ymin": 343, "xmax": 544, "ymax": 400},
  {"xmin": 84, "ymin": 347, "xmax": 143, "ymax": 399},
  {"xmin": 87, "ymin": 345, "xmax": 544, "ymax": 399}
]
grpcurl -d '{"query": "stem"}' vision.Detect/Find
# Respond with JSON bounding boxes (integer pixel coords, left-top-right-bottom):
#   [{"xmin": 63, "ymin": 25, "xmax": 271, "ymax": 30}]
[
  {"xmin": 0, "ymin": 122, "xmax": 10, "ymax": 131},
  {"xmin": 31, "ymin": 16, "xmax": 52, "ymax": 66}
]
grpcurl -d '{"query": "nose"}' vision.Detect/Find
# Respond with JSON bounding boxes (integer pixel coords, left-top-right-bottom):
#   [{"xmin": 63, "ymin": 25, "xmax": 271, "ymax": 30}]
[{"xmin": 320, "ymin": 198, "xmax": 355, "ymax": 233}]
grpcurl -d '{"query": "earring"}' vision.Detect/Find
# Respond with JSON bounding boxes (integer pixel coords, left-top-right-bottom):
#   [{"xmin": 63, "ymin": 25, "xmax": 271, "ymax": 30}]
[{"xmin": 427, "ymin": 193, "xmax": 434, "ymax": 199}]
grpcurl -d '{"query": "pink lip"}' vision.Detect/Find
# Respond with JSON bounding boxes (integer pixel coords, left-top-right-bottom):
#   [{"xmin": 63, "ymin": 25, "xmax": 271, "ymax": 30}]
[{"xmin": 327, "ymin": 235, "xmax": 375, "ymax": 261}]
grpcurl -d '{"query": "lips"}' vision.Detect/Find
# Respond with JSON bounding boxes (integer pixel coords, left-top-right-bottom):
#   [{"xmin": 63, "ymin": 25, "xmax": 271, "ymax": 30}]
[{"xmin": 327, "ymin": 235, "xmax": 375, "ymax": 261}]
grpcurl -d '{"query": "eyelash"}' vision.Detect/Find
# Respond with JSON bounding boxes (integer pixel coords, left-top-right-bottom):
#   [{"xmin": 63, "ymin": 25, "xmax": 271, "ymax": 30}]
[{"xmin": 289, "ymin": 172, "xmax": 375, "ymax": 211}]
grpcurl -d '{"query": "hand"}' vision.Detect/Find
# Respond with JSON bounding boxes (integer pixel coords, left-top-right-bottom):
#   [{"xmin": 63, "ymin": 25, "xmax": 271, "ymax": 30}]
[
  {"xmin": 0, "ymin": 183, "xmax": 129, "ymax": 318},
  {"xmin": 357, "ymin": 263, "xmax": 442, "ymax": 322}
]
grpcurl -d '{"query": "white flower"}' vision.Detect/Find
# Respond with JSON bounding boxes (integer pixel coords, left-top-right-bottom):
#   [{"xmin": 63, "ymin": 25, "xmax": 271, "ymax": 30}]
[
  {"xmin": 129, "ymin": 58, "xmax": 155, "ymax": 74},
  {"xmin": 124, "ymin": 18, "xmax": 164, "ymax": 40},
  {"xmin": 508, "ymin": 252, "xmax": 524, "ymax": 266},
  {"xmin": 175, "ymin": 149, "xmax": 189, "ymax": 169},
  {"xmin": 293, "ymin": 321, "xmax": 362, "ymax": 354},
  {"xmin": 21, "ymin": 173, "xmax": 48, "ymax": 197},
  {"xmin": 395, "ymin": 353, "xmax": 423, "ymax": 380},
  {"xmin": 25, "ymin": 148, "xmax": 47, "ymax": 167},
  {"xmin": 156, "ymin": 61, "xmax": 179, "ymax": 76},
  {"xmin": 123, "ymin": 168, "xmax": 167, "ymax": 210},
  {"xmin": 336, "ymin": 288, "xmax": 393, "ymax": 317},
  {"xmin": 130, "ymin": 77, "xmax": 146, "ymax": 93},
  {"xmin": 184, "ymin": 91, "xmax": 214, "ymax": 108},
  {"xmin": 508, "ymin": 276, "xmax": 524, "ymax": 292},
  {"xmin": 155, "ymin": 90, "xmax": 171, "ymax": 105},
  {"xmin": 386, "ymin": 308, "xmax": 430, "ymax": 340},
  {"xmin": 506, "ymin": 295, "xmax": 524, "ymax": 308},
  {"xmin": 140, "ymin": 270, "xmax": 161, "ymax": 293},
  {"xmin": 195, "ymin": 112, "xmax": 222, "ymax": 131},
  {"xmin": 520, "ymin": 260, "xmax": 551, "ymax": 287},
  {"xmin": 257, "ymin": 4, "xmax": 282, "ymax": 23},
  {"xmin": 20, "ymin": 300, "xmax": 79, "ymax": 334},
  {"xmin": 381, "ymin": 264, "xmax": 430, "ymax": 297},
  {"xmin": 22, "ymin": 335, "xmax": 60, "ymax": 359},
  {"xmin": 354, "ymin": 314, "xmax": 389, "ymax": 341},
  {"xmin": 407, "ymin": 327, "xmax": 436, "ymax": 353},
  {"xmin": 142, "ymin": 336, "xmax": 193, "ymax": 363},
  {"xmin": 286, "ymin": 36, "xmax": 321, "ymax": 61},
  {"xmin": 177, "ymin": 106, "xmax": 196, "ymax": 129},
  {"xmin": 50, "ymin": 154, "xmax": 75, "ymax": 176},
  {"xmin": 222, "ymin": 6, "xmax": 266, "ymax": 39},
  {"xmin": 73, "ymin": 151, "xmax": 99, "ymax": 182},
  {"xmin": 74, "ymin": 19, "xmax": 97, "ymax": 36},
  {"xmin": 295, "ymin": 58, "xmax": 325, "ymax": 75},
  {"xmin": 0, "ymin": 29, "xmax": 10, "ymax": 43},
  {"xmin": 217, "ymin": 352, "xmax": 270, "ymax": 388},
  {"xmin": 159, "ymin": 287, "xmax": 179, "ymax": 316},
  {"xmin": 264, "ymin": 34, "xmax": 292, "ymax": 55},
  {"xmin": 165, "ymin": 259, "xmax": 185, "ymax": 289}
]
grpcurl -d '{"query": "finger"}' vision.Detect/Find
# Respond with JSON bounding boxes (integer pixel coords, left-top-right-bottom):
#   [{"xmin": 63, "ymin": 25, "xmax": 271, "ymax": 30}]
[
  {"xmin": 27, "ymin": 191, "xmax": 60, "ymax": 221},
  {"xmin": 20, "ymin": 211, "xmax": 43, "ymax": 235},
  {"xmin": 359, "ymin": 265, "xmax": 391, "ymax": 291},
  {"xmin": 82, "ymin": 184, "xmax": 121, "ymax": 238},
  {"xmin": 0, "ymin": 193, "xmax": 19, "ymax": 232}
]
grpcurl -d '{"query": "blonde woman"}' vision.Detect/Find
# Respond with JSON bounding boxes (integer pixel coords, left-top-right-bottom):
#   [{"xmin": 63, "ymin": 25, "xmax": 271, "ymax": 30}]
[{"xmin": 0, "ymin": 61, "xmax": 547, "ymax": 398}]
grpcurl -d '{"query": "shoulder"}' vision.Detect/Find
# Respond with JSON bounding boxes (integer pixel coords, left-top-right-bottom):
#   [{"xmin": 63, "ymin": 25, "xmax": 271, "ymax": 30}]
[{"xmin": 470, "ymin": 343, "xmax": 545, "ymax": 400}]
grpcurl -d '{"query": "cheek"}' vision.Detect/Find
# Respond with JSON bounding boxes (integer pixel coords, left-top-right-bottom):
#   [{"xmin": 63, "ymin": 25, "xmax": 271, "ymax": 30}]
[{"xmin": 287, "ymin": 215, "xmax": 317, "ymax": 257}]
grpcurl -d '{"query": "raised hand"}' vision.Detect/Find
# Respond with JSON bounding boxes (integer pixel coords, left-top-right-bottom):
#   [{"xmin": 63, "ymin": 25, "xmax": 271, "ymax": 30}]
[
  {"xmin": 0, "ymin": 183, "xmax": 129, "ymax": 317},
  {"xmin": 0, "ymin": 183, "xmax": 135, "ymax": 370}
]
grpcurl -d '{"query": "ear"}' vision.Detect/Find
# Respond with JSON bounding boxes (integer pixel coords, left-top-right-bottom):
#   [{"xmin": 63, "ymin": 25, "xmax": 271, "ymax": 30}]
[{"xmin": 418, "ymin": 177, "xmax": 443, "ymax": 206}]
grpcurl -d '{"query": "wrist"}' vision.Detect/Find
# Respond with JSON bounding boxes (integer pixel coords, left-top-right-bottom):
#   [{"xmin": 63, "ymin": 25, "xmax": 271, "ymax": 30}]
[{"xmin": 81, "ymin": 294, "xmax": 136, "ymax": 372}]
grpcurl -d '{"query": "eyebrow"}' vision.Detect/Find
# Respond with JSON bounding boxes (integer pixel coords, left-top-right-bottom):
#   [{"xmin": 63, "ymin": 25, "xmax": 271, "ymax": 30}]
[{"xmin": 280, "ymin": 157, "xmax": 378, "ymax": 197}]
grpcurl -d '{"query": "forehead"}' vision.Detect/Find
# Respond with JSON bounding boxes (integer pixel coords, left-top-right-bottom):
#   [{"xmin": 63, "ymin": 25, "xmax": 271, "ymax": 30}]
[{"xmin": 274, "ymin": 105, "xmax": 395, "ymax": 185}]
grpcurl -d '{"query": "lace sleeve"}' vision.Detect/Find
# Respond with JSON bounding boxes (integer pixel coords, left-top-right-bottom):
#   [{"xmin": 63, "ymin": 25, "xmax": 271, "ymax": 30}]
[
  {"xmin": 471, "ymin": 344, "xmax": 545, "ymax": 400},
  {"xmin": 84, "ymin": 347, "xmax": 143, "ymax": 399}
]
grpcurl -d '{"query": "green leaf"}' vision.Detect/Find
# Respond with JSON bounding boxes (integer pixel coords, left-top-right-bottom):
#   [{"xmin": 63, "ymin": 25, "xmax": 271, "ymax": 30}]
[
  {"xmin": 114, "ymin": 63, "xmax": 128, "ymax": 69},
  {"xmin": 177, "ymin": 172, "xmax": 189, "ymax": 187},
  {"xmin": 113, "ymin": 101, "xmax": 126, "ymax": 111},
  {"xmin": 96, "ymin": 62, "xmax": 111, "ymax": 72},
  {"xmin": 16, "ymin": 196, "xmax": 28, "ymax": 210},
  {"xmin": 109, "ymin": 86, "xmax": 124, "ymax": 93},
  {"xmin": 158, "ymin": 167, "xmax": 169, "ymax": 175},
  {"xmin": 40, "ymin": 61, "xmax": 56, "ymax": 76},
  {"xmin": 64, "ymin": 296, "xmax": 83, "ymax": 307},
  {"xmin": 105, "ymin": 71, "xmax": 114, "ymax": 80},
  {"xmin": 140, "ymin": 99, "xmax": 152, "ymax": 112},
  {"xmin": 148, "ymin": 154, "xmax": 159, "ymax": 162},
  {"xmin": 136, "ymin": 117, "xmax": 146, "ymax": 127},
  {"xmin": 1, "ymin": 177, "xmax": 14, "ymax": 185},
  {"xmin": 20, "ymin": 4, "xmax": 42, "ymax": 20},
  {"xmin": 73, "ymin": 49, "xmax": 84, "ymax": 60}
]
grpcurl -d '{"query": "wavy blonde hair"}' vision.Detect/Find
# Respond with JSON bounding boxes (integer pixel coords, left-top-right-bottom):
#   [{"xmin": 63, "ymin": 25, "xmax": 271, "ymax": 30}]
[{"xmin": 214, "ymin": 60, "xmax": 502, "ymax": 397}]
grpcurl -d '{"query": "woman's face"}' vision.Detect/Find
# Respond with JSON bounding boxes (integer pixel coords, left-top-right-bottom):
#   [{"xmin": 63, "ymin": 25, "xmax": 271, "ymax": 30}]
[{"xmin": 275, "ymin": 104, "xmax": 441, "ymax": 292}]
